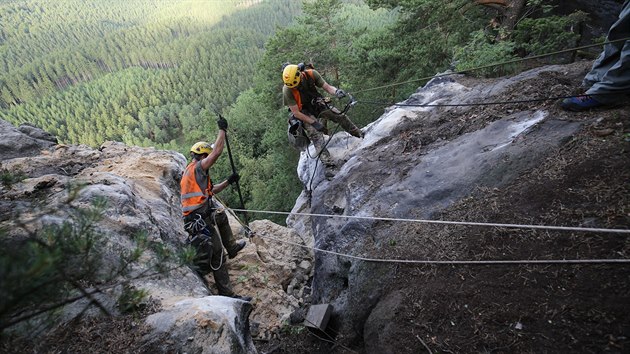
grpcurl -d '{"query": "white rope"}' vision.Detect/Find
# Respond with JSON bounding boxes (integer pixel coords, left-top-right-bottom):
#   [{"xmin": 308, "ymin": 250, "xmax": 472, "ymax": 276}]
[
  {"xmin": 231, "ymin": 208, "xmax": 630, "ymax": 234},
  {"xmin": 257, "ymin": 231, "xmax": 630, "ymax": 265},
  {"xmin": 222, "ymin": 208, "xmax": 630, "ymax": 265}
]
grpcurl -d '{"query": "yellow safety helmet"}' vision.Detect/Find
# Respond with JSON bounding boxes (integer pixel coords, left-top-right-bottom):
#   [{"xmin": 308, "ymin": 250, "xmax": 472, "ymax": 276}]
[
  {"xmin": 190, "ymin": 141, "xmax": 213, "ymax": 155},
  {"xmin": 282, "ymin": 64, "xmax": 301, "ymax": 88}
]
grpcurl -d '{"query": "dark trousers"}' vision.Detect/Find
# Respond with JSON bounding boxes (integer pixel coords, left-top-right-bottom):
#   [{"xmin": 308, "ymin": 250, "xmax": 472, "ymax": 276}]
[{"xmin": 185, "ymin": 211, "xmax": 234, "ymax": 296}]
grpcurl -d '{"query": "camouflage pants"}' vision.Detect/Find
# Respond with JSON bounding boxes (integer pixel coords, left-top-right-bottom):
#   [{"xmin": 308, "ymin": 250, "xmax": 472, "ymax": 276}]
[{"xmin": 303, "ymin": 108, "xmax": 363, "ymax": 161}]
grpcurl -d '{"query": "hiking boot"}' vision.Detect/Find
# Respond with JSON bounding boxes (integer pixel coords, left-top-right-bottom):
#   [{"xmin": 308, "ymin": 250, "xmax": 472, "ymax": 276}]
[
  {"xmin": 561, "ymin": 95, "xmax": 603, "ymax": 111},
  {"xmin": 319, "ymin": 149, "xmax": 335, "ymax": 167},
  {"xmin": 228, "ymin": 240, "xmax": 246, "ymax": 259},
  {"xmin": 232, "ymin": 294, "xmax": 253, "ymax": 302},
  {"xmin": 349, "ymin": 128, "xmax": 364, "ymax": 138}
]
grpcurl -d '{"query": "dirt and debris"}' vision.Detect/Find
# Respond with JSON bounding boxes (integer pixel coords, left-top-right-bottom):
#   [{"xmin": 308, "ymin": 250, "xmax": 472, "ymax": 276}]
[{"xmin": 1, "ymin": 301, "xmax": 166, "ymax": 354}]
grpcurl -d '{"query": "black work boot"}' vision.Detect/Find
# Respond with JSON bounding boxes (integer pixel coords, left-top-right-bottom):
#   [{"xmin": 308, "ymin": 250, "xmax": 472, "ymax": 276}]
[
  {"xmin": 319, "ymin": 149, "xmax": 335, "ymax": 167},
  {"xmin": 228, "ymin": 240, "xmax": 246, "ymax": 259},
  {"xmin": 349, "ymin": 128, "xmax": 364, "ymax": 138}
]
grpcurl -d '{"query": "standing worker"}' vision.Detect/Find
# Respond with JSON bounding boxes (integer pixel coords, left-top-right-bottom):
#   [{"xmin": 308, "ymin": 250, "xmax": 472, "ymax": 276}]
[
  {"xmin": 561, "ymin": 0, "xmax": 629, "ymax": 111},
  {"xmin": 180, "ymin": 116, "xmax": 251, "ymax": 301},
  {"xmin": 282, "ymin": 63, "xmax": 364, "ymax": 166}
]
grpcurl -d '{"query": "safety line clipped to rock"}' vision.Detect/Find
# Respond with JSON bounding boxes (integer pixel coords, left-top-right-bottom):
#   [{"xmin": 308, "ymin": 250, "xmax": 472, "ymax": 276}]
[
  {"xmin": 230, "ymin": 208, "xmax": 630, "ymax": 235},
  {"xmin": 352, "ymin": 37, "xmax": 630, "ymax": 95}
]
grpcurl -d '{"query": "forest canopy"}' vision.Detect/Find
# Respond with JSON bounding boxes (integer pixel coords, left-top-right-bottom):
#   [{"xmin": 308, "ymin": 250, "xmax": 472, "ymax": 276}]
[{"xmin": 0, "ymin": 0, "xmax": 596, "ymax": 224}]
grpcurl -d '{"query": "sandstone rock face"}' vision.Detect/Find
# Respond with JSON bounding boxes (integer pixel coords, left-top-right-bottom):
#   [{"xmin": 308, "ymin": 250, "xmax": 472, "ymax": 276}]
[
  {"xmin": 208, "ymin": 217, "xmax": 314, "ymax": 340},
  {"xmin": 145, "ymin": 297, "xmax": 256, "ymax": 354},
  {"xmin": 0, "ymin": 121, "xmax": 313, "ymax": 352},
  {"xmin": 290, "ymin": 64, "xmax": 588, "ymax": 343},
  {"xmin": 0, "ymin": 120, "xmax": 57, "ymax": 161}
]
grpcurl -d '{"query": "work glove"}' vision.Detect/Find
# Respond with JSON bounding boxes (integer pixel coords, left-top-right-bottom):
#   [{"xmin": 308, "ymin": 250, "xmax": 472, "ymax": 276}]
[
  {"xmin": 311, "ymin": 120, "xmax": 325, "ymax": 132},
  {"xmin": 227, "ymin": 173, "xmax": 240, "ymax": 185},
  {"xmin": 217, "ymin": 116, "xmax": 228, "ymax": 131},
  {"xmin": 335, "ymin": 88, "xmax": 346, "ymax": 98}
]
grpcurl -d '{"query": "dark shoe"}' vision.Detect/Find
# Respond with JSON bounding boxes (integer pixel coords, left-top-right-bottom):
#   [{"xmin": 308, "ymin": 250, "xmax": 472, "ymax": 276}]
[
  {"xmin": 349, "ymin": 128, "xmax": 364, "ymax": 138},
  {"xmin": 233, "ymin": 295, "xmax": 252, "ymax": 302},
  {"xmin": 319, "ymin": 149, "xmax": 335, "ymax": 167},
  {"xmin": 228, "ymin": 240, "xmax": 246, "ymax": 259},
  {"xmin": 561, "ymin": 95, "xmax": 603, "ymax": 111}
]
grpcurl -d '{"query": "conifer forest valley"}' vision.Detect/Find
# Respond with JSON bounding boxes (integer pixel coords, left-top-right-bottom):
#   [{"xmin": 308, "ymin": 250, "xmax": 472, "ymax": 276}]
[{"xmin": 1, "ymin": 0, "xmax": 629, "ymax": 353}]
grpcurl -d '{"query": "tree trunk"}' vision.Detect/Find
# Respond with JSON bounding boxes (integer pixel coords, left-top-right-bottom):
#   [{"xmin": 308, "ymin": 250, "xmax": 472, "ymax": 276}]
[
  {"xmin": 501, "ymin": 0, "xmax": 526, "ymax": 31},
  {"xmin": 473, "ymin": 0, "xmax": 526, "ymax": 31}
]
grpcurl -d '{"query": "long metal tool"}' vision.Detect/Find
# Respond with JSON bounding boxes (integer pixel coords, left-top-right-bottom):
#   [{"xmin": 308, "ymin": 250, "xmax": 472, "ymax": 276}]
[{"xmin": 218, "ymin": 113, "xmax": 250, "ymax": 231}]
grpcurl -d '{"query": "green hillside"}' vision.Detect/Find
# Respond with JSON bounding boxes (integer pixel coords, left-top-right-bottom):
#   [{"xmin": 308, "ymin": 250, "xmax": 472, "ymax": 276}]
[
  {"xmin": 0, "ymin": 0, "xmax": 300, "ymax": 147},
  {"xmin": 0, "ymin": 0, "xmax": 590, "ymax": 224}
]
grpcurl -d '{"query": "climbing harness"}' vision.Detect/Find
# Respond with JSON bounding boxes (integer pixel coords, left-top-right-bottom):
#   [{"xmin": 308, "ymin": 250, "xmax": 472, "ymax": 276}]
[
  {"xmin": 184, "ymin": 208, "xmax": 225, "ymax": 271},
  {"xmin": 308, "ymin": 93, "xmax": 357, "ymax": 159},
  {"xmin": 184, "ymin": 213, "xmax": 207, "ymax": 236}
]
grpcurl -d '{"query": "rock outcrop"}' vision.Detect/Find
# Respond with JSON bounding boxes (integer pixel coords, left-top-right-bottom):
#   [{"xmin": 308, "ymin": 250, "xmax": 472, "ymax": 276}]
[
  {"xmin": 0, "ymin": 122, "xmax": 313, "ymax": 353},
  {"xmin": 288, "ymin": 61, "xmax": 630, "ymax": 350}
]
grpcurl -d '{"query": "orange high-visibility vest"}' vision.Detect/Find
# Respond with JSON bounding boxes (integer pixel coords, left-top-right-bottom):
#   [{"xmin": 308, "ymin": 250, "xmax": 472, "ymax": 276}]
[{"xmin": 180, "ymin": 161, "xmax": 213, "ymax": 216}]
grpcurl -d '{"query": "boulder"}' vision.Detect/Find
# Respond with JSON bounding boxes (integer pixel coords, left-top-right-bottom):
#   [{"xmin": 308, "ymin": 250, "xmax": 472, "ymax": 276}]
[
  {"xmin": 0, "ymin": 121, "xmax": 57, "ymax": 161},
  {"xmin": 145, "ymin": 297, "xmax": 256, "ymax": 354}
]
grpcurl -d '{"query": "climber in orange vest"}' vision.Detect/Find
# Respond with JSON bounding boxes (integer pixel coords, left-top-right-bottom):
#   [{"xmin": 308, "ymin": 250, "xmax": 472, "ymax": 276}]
[
  {"xmin": 282, "ymin": 63, "xmax": 364, "ymax": 166},
  {"xmin": 180, "ymin": 116, "xmax": 251, "ymax": 301}
]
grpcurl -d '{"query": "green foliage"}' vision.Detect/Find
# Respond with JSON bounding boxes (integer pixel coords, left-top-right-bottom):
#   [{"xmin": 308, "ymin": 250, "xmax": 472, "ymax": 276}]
[
  {"xmin": 117, "ymin": 284, "xmax": 149, "ymax": 314},
  {"xmin": 280, "ymin": 321, "xmax": 306, "ymax": 335},
  {"xmin": 0, "ymin": 185, "xmax": 188, "ymax": 333},
  {"xmin": 362, "ymin": 0, "xmax": 482, "ymax": 98},
  {"xmin": 0, "ymin": 165, "xmax": 26, "ymax": 189},
  {"xmin": 512, "ymin": 12, "xmax": 587, "ymax": 57},
  {"xmin": 452, "ymin": 2, "xmax": 588, "ymax": 77},
  {"xmin": 178, "ymin": 245, "xmax": 198, "ymax": 267},
  {"xmin": 0, "ymin": 192, "xmax": 109, "ymax": 331},
  {"xmin": 0, "ymin": 0, "xmax": 301, "ymax": 147},
  {"xmin": 454, "ymin": 30, "xmax": 518, "ymax": 77}
]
